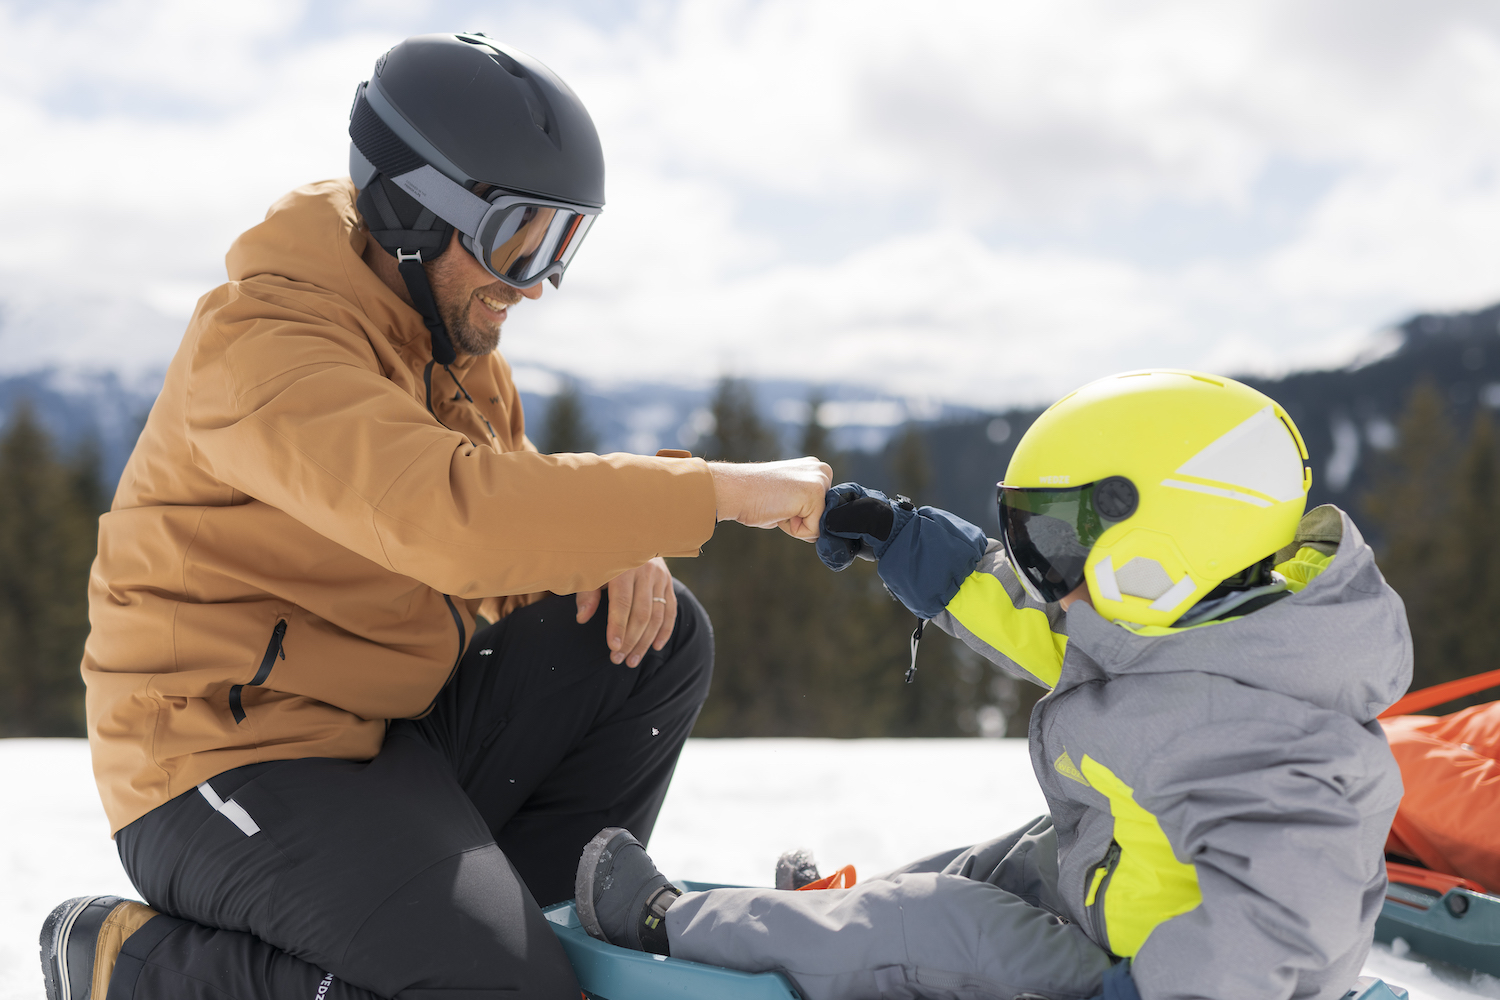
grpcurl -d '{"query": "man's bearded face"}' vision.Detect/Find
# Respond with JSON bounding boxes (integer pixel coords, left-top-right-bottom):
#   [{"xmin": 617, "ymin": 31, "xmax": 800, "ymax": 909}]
[{"xmin": 427, "ymin": 245, "xmax": 526, "ymax": 357}]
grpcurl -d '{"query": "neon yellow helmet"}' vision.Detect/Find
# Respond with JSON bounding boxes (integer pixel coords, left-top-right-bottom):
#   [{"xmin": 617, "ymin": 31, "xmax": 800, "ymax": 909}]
[{"xmin": 998, "ymin": 370, "xmax": 1311, "ymax": 628}]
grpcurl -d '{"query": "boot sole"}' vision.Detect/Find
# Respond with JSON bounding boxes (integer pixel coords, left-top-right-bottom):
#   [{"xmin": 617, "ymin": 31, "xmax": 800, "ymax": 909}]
[
  {"xmin": 575, "ymin": 827, "xmax": 631, "ymax": 941},
  {"xmin": 40, "ymin": 895, "xmax": 104, "ymax": 1000}
]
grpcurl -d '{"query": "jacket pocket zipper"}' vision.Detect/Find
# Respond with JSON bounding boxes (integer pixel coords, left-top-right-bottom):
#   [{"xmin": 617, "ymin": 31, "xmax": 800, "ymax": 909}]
[
  {"xmin": 1086, "ymin": 841, "xmax": 1122, "ymax": 952},
  {"xmin": 230, "ymin": 619, "xmax": 287, "ymax": 724},
  {"xmin": 415, "ymin": 595, "xmax": 467, "ymax": 720}
]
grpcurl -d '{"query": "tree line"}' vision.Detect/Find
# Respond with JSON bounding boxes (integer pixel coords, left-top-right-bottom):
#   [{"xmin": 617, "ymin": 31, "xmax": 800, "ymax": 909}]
[
  {"xmin": 544, "ymin": 377, "xmax": 1039, "ymax": 738},
  {"xmin": 0, "ymin": 405, "xmax": 105, "ymax": 737},
  {"xmin": 1363, "ymin": 380, "xmax": 1500, "ymax": 711},
  {"xmin": 7, "ymin": 373, "xmax": 1491, "ymax": 739}
]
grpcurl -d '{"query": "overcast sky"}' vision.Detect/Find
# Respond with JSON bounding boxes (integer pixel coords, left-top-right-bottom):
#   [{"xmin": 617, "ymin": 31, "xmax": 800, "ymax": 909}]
[{"xmin": 5, "ymin": 0, "xmax": 1500, "ymax": 406}]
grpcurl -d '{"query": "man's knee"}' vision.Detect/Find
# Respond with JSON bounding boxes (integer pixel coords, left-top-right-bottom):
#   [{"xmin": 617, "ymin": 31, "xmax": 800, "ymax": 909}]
[
  {"xmin": 343, "ymin": 844, "xmax": 579, "ymax": 999},
  {"xmin": 662, "ymin": 579, "xmax": 714, "ymax": 699}
]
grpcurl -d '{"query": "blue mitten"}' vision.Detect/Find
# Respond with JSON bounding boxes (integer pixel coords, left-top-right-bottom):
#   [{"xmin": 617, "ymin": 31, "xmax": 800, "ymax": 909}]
[
  {"xmin": 818, "ymin": 483, "xmax": 987, "ymax": 620},
  {"xmin": 1090, "ymin": 961, "xmax": 1141, "ymax": 1000},
  {"xmin": 816, "ymin": 483, "xmax": 901, "ymax": 571}
]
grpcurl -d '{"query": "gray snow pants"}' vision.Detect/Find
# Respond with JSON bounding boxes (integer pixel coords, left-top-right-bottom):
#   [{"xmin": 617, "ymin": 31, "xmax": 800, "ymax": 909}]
[{"xmin": 666, "ymin": 816, "xmax": 1113, "ymax": 1000}]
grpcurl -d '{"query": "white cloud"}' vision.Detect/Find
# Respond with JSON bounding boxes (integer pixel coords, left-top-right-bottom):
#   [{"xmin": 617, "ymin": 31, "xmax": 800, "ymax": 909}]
[{"xmin": 5, "ymin": 0, "xmax": 1500, "ymax": 407}]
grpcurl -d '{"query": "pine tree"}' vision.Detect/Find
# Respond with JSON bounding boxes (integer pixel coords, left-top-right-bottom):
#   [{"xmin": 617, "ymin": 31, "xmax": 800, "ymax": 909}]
[
  {"xmin": 540, "ymin": 378, "xmax": 598, "ymax": 454},
  {"xmin": 674, "ymin": 383, "xmax": 997, "ymax": 738},
  {"xmin": 888, "ymin": 423, "xmax": 930, "ymax": 500},
  {"xmin": 701, "ymin": 378, "xmax": 775, "ymax": 463},
  {"xmin": 0, "ymin": 404, "xmax": 104, "ymax": 737},
  {"xmin": 1363, "ymin": 379, "xmax": 1493, "ymax": 708},
  {"xmin": 800, "ymin": 391, "xmax": 831, "ymax": 459},
  {"xmin": 1447, "ymin": 410, "xmax": 1500, "ymax": 682}
]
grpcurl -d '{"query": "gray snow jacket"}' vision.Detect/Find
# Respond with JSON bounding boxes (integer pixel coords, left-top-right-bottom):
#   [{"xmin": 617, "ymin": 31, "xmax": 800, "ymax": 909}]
[{"xmin": 930, "ymin": 505, "xmax": 1410, "ymax": 1000}]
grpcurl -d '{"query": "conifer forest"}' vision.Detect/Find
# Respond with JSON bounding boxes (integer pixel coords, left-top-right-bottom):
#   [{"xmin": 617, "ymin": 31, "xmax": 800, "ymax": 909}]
[{"xmin": 9, "ymin": 309, "xmax": 1500, "ymax": 738}]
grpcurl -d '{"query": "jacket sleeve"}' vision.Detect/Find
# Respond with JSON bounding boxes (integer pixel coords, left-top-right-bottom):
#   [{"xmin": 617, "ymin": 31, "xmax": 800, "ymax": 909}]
[
  {"xmin": 1131, "ymin": 717, "xmax": 1398, "ymax": 1000},
  {"xmin": 183, "ymin": 286, "xmax": 717, "ymax": 599},
  {"xmin": 930, "ymin": 540, "xmax": 1068, "ymax": 689}
]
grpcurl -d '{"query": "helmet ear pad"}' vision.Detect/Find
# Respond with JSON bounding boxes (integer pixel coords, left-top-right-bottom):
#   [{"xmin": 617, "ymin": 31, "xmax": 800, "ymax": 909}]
[{"xmin": 356, "ymin": 174, "xmax": 455, "ymax": 262}]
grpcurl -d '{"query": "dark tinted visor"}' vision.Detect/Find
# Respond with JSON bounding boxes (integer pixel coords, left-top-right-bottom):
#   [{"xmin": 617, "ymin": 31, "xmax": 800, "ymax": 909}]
[{"xmin": 997, "ymin": 482, "xmax": 1122, "ymax": 603}]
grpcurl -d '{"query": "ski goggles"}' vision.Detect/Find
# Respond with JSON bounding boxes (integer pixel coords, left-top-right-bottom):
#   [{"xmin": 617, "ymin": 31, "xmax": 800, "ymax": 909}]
[
  {"xmin": 350, "ymin": 84, "xmax": 601, "ymax": 289},
  {"xmin": 455, "ymin": 190, "xmax": 596, "ymax": 289},
  {"xmin": 997, "ymin": 477, "xmax": 1138, "ymax": 603},
  {"xmin": 388, "ymin": 167, "xmax": 599, "ymax": 289}
]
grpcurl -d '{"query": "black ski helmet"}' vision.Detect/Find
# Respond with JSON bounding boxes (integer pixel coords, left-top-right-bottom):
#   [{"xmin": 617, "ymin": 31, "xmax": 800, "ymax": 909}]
[
  {"xmin": 350, "ymin": 32, "xmax": 604, "ymax": 210},
  {"xmin": 348, "ymin": 32, "xmax": 605, "ymax": 362}
]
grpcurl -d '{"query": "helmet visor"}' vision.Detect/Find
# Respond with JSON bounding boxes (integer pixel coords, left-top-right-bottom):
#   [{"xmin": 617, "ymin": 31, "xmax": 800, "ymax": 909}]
[
  {"xmin": 474, "ymin": 196, "xmax": 598, "ymax": 289},
  {"xmin": 997, "ymin": 483, "xmax": 1112, "ymax": 603}
]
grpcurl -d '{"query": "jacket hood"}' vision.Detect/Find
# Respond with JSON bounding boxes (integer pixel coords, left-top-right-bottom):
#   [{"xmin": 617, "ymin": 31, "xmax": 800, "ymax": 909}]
[
  {"xmin": 224, "ymin": 178, "xmax": 439, "ymax": 363},
  {"xmin": 1064, "ymin": 506, "xmax": 1413, "ymax": 722}
]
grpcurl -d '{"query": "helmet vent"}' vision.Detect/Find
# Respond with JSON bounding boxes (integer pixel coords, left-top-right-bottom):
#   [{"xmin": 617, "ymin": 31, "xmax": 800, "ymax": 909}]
[
  {"xmin": 1094, "ymin": 476, "xmax": 1138, "ymax": 520},
  {"xmin": 485, "ymin": 50, "xmax": 527, "ymax": 79},
  {"xmin": 1115, "ymin": 558, "xmax": 1175, "ymax": 601}
]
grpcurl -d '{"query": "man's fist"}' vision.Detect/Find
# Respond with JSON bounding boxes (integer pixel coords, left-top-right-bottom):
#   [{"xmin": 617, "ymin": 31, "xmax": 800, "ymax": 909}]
[{"xmin": 708, "ymin": 457, "xmax": 833, "ymax": 540}]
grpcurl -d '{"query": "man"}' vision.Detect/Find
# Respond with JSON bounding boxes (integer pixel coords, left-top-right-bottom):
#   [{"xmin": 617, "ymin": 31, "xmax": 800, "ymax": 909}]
[{"xmin": 41, "ymin": 32, "xmax": 831, "ymax": 1000}]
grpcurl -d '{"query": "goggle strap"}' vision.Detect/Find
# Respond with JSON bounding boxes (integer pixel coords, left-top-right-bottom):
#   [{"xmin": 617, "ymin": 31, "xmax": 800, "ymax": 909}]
[
  {"xmin": 350, "ymin": 86, "xmax": 502, "ymax": 240},
  {"xmin": 389, "ymin": 164, "xmax": 488, "ymax": 239}
]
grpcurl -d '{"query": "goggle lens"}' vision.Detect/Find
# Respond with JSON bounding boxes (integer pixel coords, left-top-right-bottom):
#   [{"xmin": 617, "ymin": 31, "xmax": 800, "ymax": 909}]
[
  {"xmin": 996, "ymin": 482, "xmax": 1121, "ymax": 603},
  {"xmin": 481, "ymin": 202, "xmax": 596, "ymax": 287}
]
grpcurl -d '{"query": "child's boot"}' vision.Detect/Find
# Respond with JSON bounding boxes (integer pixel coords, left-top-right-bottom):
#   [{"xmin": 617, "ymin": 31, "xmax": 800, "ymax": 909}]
[{"xmin": 575, "ymin": 827, "xmax": 679, "ymax": 955}]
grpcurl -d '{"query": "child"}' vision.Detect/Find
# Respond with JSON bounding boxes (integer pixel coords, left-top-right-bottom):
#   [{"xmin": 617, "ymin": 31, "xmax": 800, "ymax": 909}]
[{"xmin": 575, "ymin": 370, "xmax": 1411, "ymax": 1000}]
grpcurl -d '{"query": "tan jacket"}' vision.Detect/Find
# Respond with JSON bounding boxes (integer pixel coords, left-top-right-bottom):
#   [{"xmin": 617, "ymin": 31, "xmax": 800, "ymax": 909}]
[{"xmin": 84, "ymin": 180, "xmax": 716, "ymax": 834}]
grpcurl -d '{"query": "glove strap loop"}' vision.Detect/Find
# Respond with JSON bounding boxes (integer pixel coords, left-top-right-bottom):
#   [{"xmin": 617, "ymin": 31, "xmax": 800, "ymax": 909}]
[{"xmin": 906, "ymin": 619, "xmax": 926, "ymax": 684}]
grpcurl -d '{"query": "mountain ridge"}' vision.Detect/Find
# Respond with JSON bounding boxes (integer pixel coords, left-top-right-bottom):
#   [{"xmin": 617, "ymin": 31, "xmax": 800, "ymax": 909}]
[{"xmin": 6, "ymin": 303, "xmax": 1498, "ymax": 533}]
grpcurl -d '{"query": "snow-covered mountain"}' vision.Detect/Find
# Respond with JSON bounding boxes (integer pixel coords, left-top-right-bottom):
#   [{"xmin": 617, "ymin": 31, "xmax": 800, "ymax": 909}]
[{"xmin": 2, "ymin": 300, "xmax": 1499, "ymax": 526}]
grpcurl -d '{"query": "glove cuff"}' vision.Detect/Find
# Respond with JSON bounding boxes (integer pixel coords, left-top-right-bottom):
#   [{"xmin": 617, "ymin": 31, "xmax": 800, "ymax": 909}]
[{"xmin": 875, "ymin": 506, "xmax": 987, "ymax": 620}]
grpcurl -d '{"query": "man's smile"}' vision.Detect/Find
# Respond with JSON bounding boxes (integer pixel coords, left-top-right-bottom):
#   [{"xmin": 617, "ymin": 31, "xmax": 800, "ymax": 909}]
[{"xmin": 475, "ymin": 291, "xmax": 511, "ymax": 318}]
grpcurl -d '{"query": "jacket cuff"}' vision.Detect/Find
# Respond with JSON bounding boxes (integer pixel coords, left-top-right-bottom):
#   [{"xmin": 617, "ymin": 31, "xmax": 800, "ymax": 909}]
[{"xmin": 875, "ymin": 506, "xmax": 987, "ymax": 619}]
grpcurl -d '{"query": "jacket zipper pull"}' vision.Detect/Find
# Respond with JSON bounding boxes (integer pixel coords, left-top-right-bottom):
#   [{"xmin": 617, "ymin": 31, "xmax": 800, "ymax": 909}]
[
  {"xmin": 443, "ymin": 364, "xmax": 498, "ymax": 440},
  {"xmin": 906, "ymin": 620, "xmax": 926, "ymax": 684},
  {"xmin": 230, "ymin": 619, "xmax": 288, "ymax": 724}
]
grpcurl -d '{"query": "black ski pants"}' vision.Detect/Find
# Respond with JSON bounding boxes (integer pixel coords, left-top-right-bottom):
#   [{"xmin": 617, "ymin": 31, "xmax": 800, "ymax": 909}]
[{"xmin": 110, "ymin": 582, "xmax": 713, "ymax": 1000}]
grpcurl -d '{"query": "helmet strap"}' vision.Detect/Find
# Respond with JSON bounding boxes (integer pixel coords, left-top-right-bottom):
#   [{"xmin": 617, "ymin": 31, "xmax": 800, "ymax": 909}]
[
  {"xmin": 355, "ymin": 177, "xmax": 458, "ymax": 364},
  {"xmin": 395, "ymin": 251, "xmax": 457, "ymax": 366},
  {"xmin": 357, "ymin": 177, "xmax": 452, "ymax": 262}
]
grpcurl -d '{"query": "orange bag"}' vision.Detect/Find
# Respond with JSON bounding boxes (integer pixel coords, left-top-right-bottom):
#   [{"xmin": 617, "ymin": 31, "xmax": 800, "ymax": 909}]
[
  {"xmin": 1381, "ymin": 701, "xmax": 1500, "ymax": 893},
  {"xmin": 796, "ymin": 865, "xmax": 856, "ymax": 891}
]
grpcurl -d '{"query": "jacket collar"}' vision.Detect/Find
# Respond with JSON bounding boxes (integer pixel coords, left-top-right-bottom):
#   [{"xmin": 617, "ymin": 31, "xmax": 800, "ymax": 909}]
[
  {"xmin": 1058, "ymin": 506, "xmax": 1413, "ymax": 722},
  {"xmin": 224, "ymin": 178, "xmax": 482, "ymax": 375}
]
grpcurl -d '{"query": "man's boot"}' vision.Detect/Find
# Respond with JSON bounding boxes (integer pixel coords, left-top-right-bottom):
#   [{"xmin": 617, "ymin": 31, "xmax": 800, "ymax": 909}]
[
  {"xmin": 40, "ymin": 895, "xmax": 160, "ymax": 1000},
  {"xmin": 575, "ymin": 827, "xmax": 680, "ymax": 955}
]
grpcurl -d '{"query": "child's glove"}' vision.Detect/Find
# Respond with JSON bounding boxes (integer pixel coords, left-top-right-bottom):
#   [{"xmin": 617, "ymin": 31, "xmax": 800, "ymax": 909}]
[
  {"xmin": 1088, "ymin": 961, "xmax": 1140, "ymax": 1000},
  {"xmin": 817, "ymin": 483, "xmax": 987, "ymax": 620},
  {"xmin": 816, "ymin": 483, "xmax": 902, "ymax": 570}
]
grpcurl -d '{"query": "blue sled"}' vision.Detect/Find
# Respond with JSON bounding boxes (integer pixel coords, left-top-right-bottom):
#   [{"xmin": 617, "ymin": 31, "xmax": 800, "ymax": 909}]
[
  {"xmin": 543, "ymin": 882, "xmax": 802, "ymax": 1000},
  {"xmin": 545, "ymin": 881, "xmax": 1405, "ymax": 1000},
  {"xmin": 1376, "ymin": 877, "xmax": 1500, "ymax": 977}
]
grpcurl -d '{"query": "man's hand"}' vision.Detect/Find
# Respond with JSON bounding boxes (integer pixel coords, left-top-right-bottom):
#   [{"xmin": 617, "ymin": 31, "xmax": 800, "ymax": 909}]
[
  {"xmin": 576, "ymin": 557, "xmax": 677, "ymax": 667},
  {"xmin": 709, "ymin": 457, "xmax": 834, "ymax": 540}
]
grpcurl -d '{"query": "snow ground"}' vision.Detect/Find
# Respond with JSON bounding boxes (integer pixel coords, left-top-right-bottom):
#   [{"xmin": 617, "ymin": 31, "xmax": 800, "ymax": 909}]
[{"xmin": 1, "ymin": 738, "xmax": 1497, "ymax": 1000}]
